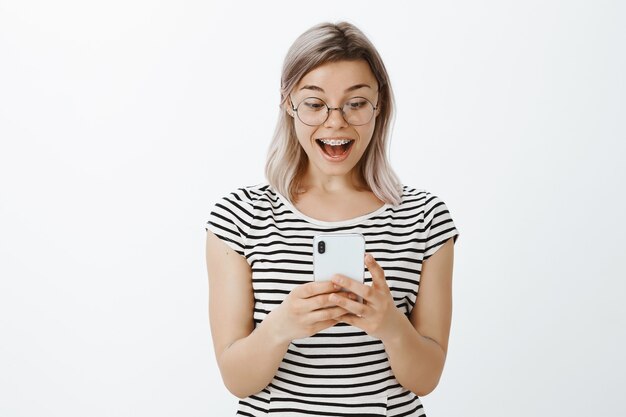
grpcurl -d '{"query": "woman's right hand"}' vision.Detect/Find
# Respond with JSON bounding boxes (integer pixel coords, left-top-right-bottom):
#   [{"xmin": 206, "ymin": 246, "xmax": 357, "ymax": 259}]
[{"xmin": 265, "ymin": 281, "xmax": 352, "ymax": 344}]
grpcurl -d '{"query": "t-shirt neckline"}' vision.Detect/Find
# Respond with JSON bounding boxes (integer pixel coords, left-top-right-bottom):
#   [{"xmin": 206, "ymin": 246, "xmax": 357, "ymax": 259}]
[{"xmin": 273, "ymin": 188, "xmax": 392, "ymax": 227}]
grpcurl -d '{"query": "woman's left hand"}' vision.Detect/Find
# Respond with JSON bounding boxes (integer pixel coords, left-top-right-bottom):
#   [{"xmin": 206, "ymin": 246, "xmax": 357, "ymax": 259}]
[{"xmin": 329, "ymin": 253, "xmax": 405, "ymax": 342}]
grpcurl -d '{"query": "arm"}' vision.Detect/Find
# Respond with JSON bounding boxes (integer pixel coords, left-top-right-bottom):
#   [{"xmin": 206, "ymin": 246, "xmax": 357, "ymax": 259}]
[
  {"xmin": 382, "ymin": 237, "xmax": 454, "ymax": 396},
  {"xmin": 206, "ymin": 231, "xmax": 349, "ymax": 398},
  {"xmin": 206, "ymin": 230, "xmax": 289, "ymax": 398},
  {"xmin": 330, "ymin": 237, "xmax": 455, "ymax": 396}
]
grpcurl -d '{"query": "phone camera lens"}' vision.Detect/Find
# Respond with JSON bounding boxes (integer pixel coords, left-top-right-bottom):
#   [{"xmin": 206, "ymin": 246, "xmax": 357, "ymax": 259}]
[{"xmin": 318, "ymin": 241, "xmax": 325, "ymax": 254}]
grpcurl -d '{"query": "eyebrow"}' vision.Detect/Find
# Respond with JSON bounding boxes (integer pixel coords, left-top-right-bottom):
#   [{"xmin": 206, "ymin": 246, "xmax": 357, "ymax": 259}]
[{"xmin": 299, "ymin": 83, "xmax": 372, "ymax": 93}]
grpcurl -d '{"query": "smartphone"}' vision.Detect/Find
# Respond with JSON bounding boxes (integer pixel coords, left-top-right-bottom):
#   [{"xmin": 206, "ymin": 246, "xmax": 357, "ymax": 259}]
[{"xmin": 313, "ymin": 233, "xmax": 365, "ymax": 302}]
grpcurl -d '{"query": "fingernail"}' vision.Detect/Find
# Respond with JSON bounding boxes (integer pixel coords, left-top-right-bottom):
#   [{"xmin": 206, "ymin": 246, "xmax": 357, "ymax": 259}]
[{"xmin": 333, "ymin": 284, "xmax": 341, "ymax": 290}]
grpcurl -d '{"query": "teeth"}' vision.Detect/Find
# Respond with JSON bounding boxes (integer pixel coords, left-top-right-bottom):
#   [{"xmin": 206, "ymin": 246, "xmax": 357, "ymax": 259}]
[{"xmin": 319, "ymin": 139, "xmax": 352, "ymax": 146}]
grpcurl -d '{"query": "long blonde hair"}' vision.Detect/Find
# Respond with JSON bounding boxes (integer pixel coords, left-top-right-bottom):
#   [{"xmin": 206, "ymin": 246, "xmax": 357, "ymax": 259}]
[{"xmin": 264, "ymin": 21, "xmax": 402, "ymax": 206}]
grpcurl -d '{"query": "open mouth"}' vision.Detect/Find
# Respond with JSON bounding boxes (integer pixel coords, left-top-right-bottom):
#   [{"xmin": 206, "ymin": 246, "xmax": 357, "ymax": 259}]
[{"xmin": 315, "ymin": 138, "xmax": 355, "ymax": 158}]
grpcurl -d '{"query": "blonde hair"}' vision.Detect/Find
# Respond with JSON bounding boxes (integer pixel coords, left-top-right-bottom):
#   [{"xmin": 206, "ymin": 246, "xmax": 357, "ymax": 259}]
[{"xmin": 264, "ymin": 21, "xmax": 402, "ymax": 206}]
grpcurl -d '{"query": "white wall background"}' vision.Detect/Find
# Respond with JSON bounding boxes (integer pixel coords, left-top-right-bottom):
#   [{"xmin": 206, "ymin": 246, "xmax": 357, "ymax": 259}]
[{"xmin": 1, "ymin": 1, "xmax": 624, "ymax": 416}]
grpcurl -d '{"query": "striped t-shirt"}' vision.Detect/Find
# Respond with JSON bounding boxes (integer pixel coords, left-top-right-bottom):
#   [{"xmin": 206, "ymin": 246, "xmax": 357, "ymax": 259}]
[{"xmin": 206, "ymin": 183, "xmax": 460, "ymax": 416}]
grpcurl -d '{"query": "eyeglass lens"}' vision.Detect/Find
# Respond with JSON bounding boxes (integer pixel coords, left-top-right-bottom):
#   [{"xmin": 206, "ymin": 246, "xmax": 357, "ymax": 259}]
[{"xmin": 296, "ymin": 97, "xmax": 375, "ymax": 126}]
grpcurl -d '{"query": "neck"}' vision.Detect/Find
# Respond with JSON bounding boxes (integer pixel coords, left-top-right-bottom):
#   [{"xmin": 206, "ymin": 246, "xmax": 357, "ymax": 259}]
[{"xmin": 298, "ymin": 164, "xmax": 367, "ymax": 195}]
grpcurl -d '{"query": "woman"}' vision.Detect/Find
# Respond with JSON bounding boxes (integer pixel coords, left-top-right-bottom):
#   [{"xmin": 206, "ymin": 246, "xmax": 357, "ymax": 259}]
[{"xmin": 205, "ymin": 21, "xmax": 459, "ymax": 416}]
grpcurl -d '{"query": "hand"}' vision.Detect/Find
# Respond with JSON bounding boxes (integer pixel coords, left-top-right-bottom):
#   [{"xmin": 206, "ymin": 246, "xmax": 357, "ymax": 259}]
[
  {"xmin": 329, "ymin": 253, "xmax": 405, "ymax": 342},
  {"xmin": 266, "ymin": 281, "xmax": 351, "ymax": 344}
]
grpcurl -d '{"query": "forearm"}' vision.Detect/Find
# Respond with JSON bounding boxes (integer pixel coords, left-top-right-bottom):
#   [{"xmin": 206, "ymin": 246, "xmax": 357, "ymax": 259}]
[
  {"xmin": 382, "ymin": 314, "xmax": 447, "ymax": 396},
  {"xmin": 217, "ymin": 313, "xmax": 290, "ymax": 398}
]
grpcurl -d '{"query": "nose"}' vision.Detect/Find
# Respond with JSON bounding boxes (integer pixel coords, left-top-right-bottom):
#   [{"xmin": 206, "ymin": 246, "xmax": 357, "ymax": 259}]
[{"xmin": 324, "ymin": 106, "xmax": 349, "ymax": 128}]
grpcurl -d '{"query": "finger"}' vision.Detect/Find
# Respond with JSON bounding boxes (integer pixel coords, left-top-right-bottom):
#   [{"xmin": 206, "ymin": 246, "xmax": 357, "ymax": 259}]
[
  {"xmin": 294, "ymin": 280, "xmax": 339, "ymax": 298},
  {"xmin": 329, "ymin": 292, "xmax": 369, "ymax": 317},
  {"xmin": 311, "ymin": 319, "xmax": 343, "ymax": 334},
  {"xmin": 329, "ymin": 291, "xmax": 354, "ymax": 301},
  {"xmin": 365, "ymin": 253, "xmax": 389, "ymax": 290},
  {"xmin": 331, "ymin": 274, "xmax": 372, "ymax": 301},
  {"xmin": 306, "ymin": 291, "xmax": 352, "ymax": 311},
  {"xmin": 310, "ymin": 306, "xmax": 350, "ymax": 323},
  {"xmin": 334, "ymin": 313, "xmax": 365, "ymax": 327}
]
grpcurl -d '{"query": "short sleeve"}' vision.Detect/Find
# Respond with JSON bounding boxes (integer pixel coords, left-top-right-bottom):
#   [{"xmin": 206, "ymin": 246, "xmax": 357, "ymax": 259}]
[
  {"xmin": 205, "ymin": 188, "xmax": 254, "ymax": 257},
  {"xmin": 423, "ymin": 193, "xmax": 460, "ymax": 260}
]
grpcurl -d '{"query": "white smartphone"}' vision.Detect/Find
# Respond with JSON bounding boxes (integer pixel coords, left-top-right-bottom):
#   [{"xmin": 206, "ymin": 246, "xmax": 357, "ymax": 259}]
[{"xmin": 313, "ymin": 233, "xmax": 365, "ymax": 302}]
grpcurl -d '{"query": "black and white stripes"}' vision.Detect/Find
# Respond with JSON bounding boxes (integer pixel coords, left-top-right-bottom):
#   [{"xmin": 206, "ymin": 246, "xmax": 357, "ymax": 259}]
[{"xmin": 206, "ymin": 183, "xmax": 459, "ymax": 416}]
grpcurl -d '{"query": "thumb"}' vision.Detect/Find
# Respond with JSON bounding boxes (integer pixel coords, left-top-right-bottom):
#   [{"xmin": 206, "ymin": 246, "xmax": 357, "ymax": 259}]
[{"xmin": 365, "ymin": 253, "xmax": 389, "ymax": 289}]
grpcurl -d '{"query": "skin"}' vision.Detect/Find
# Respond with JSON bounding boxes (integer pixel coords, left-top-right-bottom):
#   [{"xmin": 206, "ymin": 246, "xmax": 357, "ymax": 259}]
[{"xmin": 206, "ymin": 59, "xmax": 455, "ymax": 399}]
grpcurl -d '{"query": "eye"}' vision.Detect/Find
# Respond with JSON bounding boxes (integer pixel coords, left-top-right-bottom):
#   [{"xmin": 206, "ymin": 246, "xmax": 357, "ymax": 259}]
[
  {"xmin": 301, "ymin": 98, "xmax": 326, "ymax": 111},
  {"xmin": 345, "ymin": 98, "xmax": 369, "ymax": 110}
]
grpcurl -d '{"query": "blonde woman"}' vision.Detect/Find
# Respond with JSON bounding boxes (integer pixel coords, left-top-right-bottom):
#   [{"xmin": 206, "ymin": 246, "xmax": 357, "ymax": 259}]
[{"xmin": 205, "ymin": 21, "xmax": 460, "ymax": 417}]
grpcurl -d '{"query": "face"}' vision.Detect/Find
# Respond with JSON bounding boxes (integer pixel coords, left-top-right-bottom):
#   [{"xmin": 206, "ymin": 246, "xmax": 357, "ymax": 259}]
[{"xmin": 287, "ymin": 59, "xmax": 380, "ymax": 181}]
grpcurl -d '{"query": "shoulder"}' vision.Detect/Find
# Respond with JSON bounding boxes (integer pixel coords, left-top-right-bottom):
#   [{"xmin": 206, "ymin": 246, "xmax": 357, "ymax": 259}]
[
  {"xmin": 216, "ymin": 183, "xmax": 275, "ymax": 207},
  {"xmin": 399, "ymin": 185, "xmax": 459, "ymax": 258},
  {"xmin": 397, "ymin": 185, "xmax": 442, "ymax": 208},
  {"xmin": 211, "ymin": 183, "xmax": 285, "ymax": 221},
  {"xmin": 206, "ymin": 183, "xmax": 276, "ymax": 255},
  {"xmin": 397, "ymin": 185, "xmax": 457, "ymax": 225}
]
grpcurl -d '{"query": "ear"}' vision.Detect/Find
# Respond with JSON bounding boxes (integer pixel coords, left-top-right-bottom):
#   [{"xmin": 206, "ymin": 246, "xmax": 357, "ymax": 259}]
[{"xmin": 284, "ymin": 97, "xmax": 295, "ymax": 117}]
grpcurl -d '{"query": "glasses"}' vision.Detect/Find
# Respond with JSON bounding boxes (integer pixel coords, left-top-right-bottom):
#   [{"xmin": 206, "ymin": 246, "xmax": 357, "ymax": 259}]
[{"xmin": 290, "ymin": 96, "xmax": 378, "ymax": 126}]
